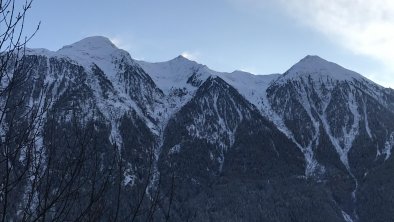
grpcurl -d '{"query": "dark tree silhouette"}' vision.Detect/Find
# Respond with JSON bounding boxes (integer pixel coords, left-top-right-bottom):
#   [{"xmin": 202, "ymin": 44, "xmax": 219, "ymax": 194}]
[{"xmin": 0, "ymin": 0, "xmax": 41, "ymax": 221}]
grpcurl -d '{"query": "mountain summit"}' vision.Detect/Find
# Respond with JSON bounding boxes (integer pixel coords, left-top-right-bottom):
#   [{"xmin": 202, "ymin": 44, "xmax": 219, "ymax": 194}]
[{"xmin": 279, "ymin": 55, "xmax": 366, "ymax": 83}]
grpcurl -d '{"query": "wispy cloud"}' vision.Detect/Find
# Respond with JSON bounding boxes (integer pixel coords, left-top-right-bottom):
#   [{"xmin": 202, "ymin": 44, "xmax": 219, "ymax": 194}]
[
  {"xmin": 278, "ymin": 0, "xmax": 394, "ymax": 88},
  {"xmin": 109, "ymin": 36, "xmax": 133, "ymax": 51},
  {"xmin": 108, "ymin": 35, "xmax": 148, "ymax": 60},
  {"xmin": 181, "ymin": 51, "xmax": 200, "ymax": 61}
]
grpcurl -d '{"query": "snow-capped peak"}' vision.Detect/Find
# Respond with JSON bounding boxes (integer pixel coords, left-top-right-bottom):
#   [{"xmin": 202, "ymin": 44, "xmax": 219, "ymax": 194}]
[
  {"xmin": 172, "ymin": 54, "xmax": 194, "ymax": 62},
  {"xmin": 58, "ymin": 36, "xmax": 118, "ymax": 54},
  {"xmin": 279, "ymin": 55, "xmax": 365, "ymax": 83},
  {"xmin": 55, "ymin": 36, "xmax": 137, "ymax": 79},
  {"xmin": 57, "ymin": 36, "xmax": 134, "ymax": 67},
  {"xmin": 164, "ymin": 55, "xmax": 206, "ymax": 69}
]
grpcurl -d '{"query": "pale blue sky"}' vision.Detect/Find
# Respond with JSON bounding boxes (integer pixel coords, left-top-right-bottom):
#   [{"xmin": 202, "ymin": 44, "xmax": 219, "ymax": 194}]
[{"xmin": 24, "ymin": 0, "xmax": 393, "ymax": 87}]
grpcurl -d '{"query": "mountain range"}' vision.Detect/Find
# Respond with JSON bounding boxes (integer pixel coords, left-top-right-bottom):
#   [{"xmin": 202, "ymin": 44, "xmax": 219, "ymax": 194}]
[{"xmin": 2, "ymin": 36, "xmax": 394, "ymax": 222}]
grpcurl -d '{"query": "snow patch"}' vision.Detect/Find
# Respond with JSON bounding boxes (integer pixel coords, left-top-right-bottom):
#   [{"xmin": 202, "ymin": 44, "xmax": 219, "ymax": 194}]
[
  {"xmin": 362, "ymin": 98, "xmax": 373, "ymax": 138},
  {"xmin": 123, "ymin": 173, "xmax": 136, "ymax": 187},
  {"xmin": 383, "ymin": 132, "xmax": 394, "ymax": 160},
  {"xmin": 342, "ymin": 210, "xmax": 354, "ymax": 222},
  {"xmin": 169, "ymin": 144, "xmax": 181, "ymax": 154}
]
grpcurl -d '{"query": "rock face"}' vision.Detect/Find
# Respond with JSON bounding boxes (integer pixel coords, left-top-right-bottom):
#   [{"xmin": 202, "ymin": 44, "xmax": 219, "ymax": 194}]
[{"xmin": 1, "ymin": 37, "xmax": 393, "ymax": 222}]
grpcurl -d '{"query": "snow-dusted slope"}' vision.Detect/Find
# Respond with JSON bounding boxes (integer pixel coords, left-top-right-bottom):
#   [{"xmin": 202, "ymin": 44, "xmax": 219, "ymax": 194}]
[
  {"xmin": 266, "ymin": 55, "xmax": 394, "ymax": 221},
  {"xmin": 269, "ymin": 55, "xmax": 394, "ymax": 165}
]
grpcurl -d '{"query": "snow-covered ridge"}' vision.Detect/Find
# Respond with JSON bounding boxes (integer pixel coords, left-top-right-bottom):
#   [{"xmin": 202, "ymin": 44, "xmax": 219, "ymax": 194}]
[
  {"xmin": 137, "ymin": 55, "xmax": 213, "ymax": 95},
  {"xmin": 138, "ymin": 56, "xmax": 281, "ymax": 111},
  {"xmin": 23, "ymin": 37, "xmax": 390, "ymax": 137},
  {"xmin": 25, "ymin": 40, "xmax": 386, "ymax": 95},
  {"xmin": 25, "ymin": 38, "xmax": 385, "ymax": 109},
  {"xmin": 23, "ymin": 37, "xmax": 390, "ymax": 127}
]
